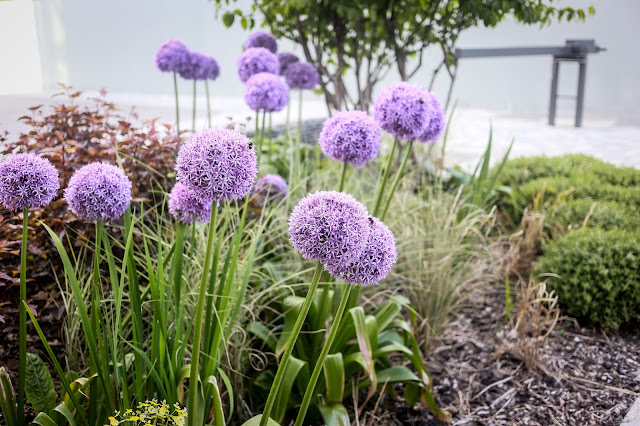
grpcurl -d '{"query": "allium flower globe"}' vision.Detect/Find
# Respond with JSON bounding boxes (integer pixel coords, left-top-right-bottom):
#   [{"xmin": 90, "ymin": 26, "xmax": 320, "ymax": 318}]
[
  {"xmin": 283, "ymin": 62, "xmax": 319, "ymax": 90},
  {"xmin": 244, "ymin": 73, "xmax": 289, "ymax": 112},
  {"xmin": 245, "ymin": 31, "xmax": 278, "ymax": 53},
  {"xmin": 155, "ymin": 40, "xmax": 191, "ymax": 74},
  {"xmin": 253, "ymin": 174, "xmax": 288, "ymax": 205},
  {"xmin": 176, "ymin": 128, "xmax": 258, "ymax": 202},
  {"xmin": 169, "ymin": 183, "xmax": 213, "ymax": 224},
  {"xmin": 418, "ymin": 92, "xmax": 445, "ymax": 143},
  {"xmin": 181, "ymin": 52, "xmax": 220, "ymax": 81},
  {"xmin": 319, "ymin": 111, "xmax": 381, "ymax": 167},
  {"xmin": 288, "ymin": 191, "xmax": 370, "ymax": 267},
  {"xmin": 373, "ymin": 82, "xmax": 433, "ymax": 141},
  {"xmin": 0, "ymin": 153, "xmax": 59, "ymax": 211},
  {"xmin": 325, "ymin": 217, "xmax": 397, "ymax": 286},
  {"xmin": 236, "ymin": 47, "xmax": 279, "ymax": 83},
  {"xmin": 278, "ymin": 52, "xmax": 299, "ymax": 75},
  {"xmin": 65, "ymin": 162, "xmax": 132, "ymax": 222}
]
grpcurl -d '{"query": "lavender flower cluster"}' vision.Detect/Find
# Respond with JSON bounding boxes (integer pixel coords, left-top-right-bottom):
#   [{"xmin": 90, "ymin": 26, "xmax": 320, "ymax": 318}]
[
  {"xmin": 252, "ymin": 174, "xmax": 288, "ymax": 205},
  {"xmin": 244, "ymin": 73, "xmax": 289, "ymax": 112},
  {"xmin": 277, "ymin": 52, "xmax": 299, "ymax": 75},
  {"xmin": 289, "ymin": 191, "xmax": 396, "ymax": 285},
  {"xmin": 155, "ymin": 40, "xmax": 220, "ymax": 81},
  {"xmin": 65, "ymin": 162, "xmax": 132, "ymax": 222},
  {"xmin": 283, "ymin": 62, "xmax": 319, "ymax": 90},
  {"xmin": 373, "ymin": 82, "xmax": 445, "ymax": 143},
  {"xmin": 168, "ymin": 183, "xmax": 213, "ymax": 224},
  {"xmin": 0, "ymin": 153, "xmax": 59, "ymax": 211},
  {"xmin": 236, "ymin": 47, "xmax": 280, "ymax": 83},
  {"xmin": 245, "ymin": 31, "xmax": 278, "ymax": 53},
  {"xmin": 176, "ymin": 128, "xmax": 258, "ymax": 202},
  {"xmin": 319, "ymin": 111, "xmax": 381, "ymax": 167}
]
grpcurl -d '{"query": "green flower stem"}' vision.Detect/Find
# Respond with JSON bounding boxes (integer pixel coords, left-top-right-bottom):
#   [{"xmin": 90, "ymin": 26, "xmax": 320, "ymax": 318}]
[
  {"xmin": 260, "ymin": 262, "xmax": 324, "ymax": 426},
  {"xmin": 258, "ymin": 110, "xmax": 267, "ymax": 164},
  {"xmin": 205, "ymin": 80, "xmax": 212, "ymax": 128},
  {"xmin": 294, "ymin": 284, "xmax": 352, "ymax": 426},
  {"xmin": 192, "ymin": 80, "xmax": 197, "ymax": 131},
  {"xmin": 381, "ymin": 140, "xmax": 413, "ymax": 220},
  {"xmin": 338, "ymin": 161, "xmax": 348, "ymax": 192},
  {"xmin": 17, "ymin": 208, "xmax": 28, "ymax": 425},
  {"xmin": 173, "ymin": 72, "xmax": 180, "ymax": 135},
  {"xmin": 372, "ymin": 137, "xmax": 398, "ymax": 217},
  {"xmin": 285, "ymin": 99, "xmax": 291, "ymax": 140},
  {"xmin": 172, "ymin": 221, "xmax": 186, "ymax": 337},
  {"xmin": 296, "ymin": 90, "xmax": 303, "ymax": 183},
  {"xmin": 268, "ymin": 113, "xmax": 273, "ymax": 165},
  {"xmin": 187, "ymin": 204, "xmax": 218, "ymax": 426}
]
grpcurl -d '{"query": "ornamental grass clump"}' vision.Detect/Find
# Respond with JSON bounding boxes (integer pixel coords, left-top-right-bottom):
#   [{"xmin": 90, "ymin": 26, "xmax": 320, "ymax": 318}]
[
  {"xmin": 0, "ymin": 153, "xmax": 59, "ymax": 425},
  {"xmin": 245, "ymin": 31, "xmax": 278, "ymax": 53}
]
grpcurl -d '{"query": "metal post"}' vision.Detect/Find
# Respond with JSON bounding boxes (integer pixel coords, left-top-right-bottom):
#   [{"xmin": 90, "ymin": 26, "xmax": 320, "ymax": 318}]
[
  {"xmin": 575, "ymin": 58, "xmax": 587, "ymax": 128},
  {"xmin": 548, "ymin": 57, "xmax": 560, "ymax": 126}
]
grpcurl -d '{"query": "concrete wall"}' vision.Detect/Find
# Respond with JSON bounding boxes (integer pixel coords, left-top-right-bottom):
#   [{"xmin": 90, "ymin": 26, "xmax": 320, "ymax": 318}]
[{"xmin": 7, "ymin": 0, "xmax": 640, "ymax": 123}]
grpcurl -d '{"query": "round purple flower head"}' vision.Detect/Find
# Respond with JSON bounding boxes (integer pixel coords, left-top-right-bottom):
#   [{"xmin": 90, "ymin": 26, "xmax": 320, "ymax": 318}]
[
  {"xmin": 325, "ymin": 217, "xmax": 397, "ymax": 286},
  {"xmin": 244, "ymin": 73, "xmax": 289, "ymax": 112},
  {"xmin": 181, "ymin": 52, "xmax": 221, "ymax": 81},
  {"xmin": 253, "ymin": 174, "xmax": 288, "ymax": 205},
  {"xmin": 65, "ymin": 162, "xmax": 131, "ymax": 222},
  {"xmin": 155, "ymin": 40, "xmax": 191, "ymax": 74},
  {"xmin": 245, "ymin": 31, "xmax": 278, "ymax": 54},
  {"xmin": 0, "ymin": 153, "xmax": 59, "ymax": 211},
  {"xmin": 278, "ymin": 52, "xmax": 299, "ymax": 75},
  {"xmin": 289, "ymin": 191, "xmax": 370, "ymax": 267},
  {"xmin": 168, "ymin": 183, "xmax": 213, "ymax": 224},
  {"xmin": 176, "ymin": 128, "xmax": 258, "ymax": 202},
  {"xmin": 418, "ymin": 92, "xmax": 445, "ymax": 143},
  {"xmin": 283, "ymin": 62, "xmax": 319, "ymax": 90},
  {"xmin": 319, "ymin": 111, "xmax": 381, "ymax": 167},
  {"xmin": 236, "ymin": 47, "xmax": 279, "ymax": 83},
  {"xmin": 373, "ymin": 82, "xmax": 433, "ymax": 141}
]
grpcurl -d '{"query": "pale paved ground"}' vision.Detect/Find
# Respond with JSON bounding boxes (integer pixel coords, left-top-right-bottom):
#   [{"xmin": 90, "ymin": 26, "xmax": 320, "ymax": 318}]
[{"xmin": 1, "ymin": 91, "xmax": 639, "ymax": 170}]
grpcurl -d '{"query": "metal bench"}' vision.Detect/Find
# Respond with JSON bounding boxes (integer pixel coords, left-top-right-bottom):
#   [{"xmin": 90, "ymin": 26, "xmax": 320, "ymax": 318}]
[{"xmin": 455, "ymin": 39, "xmax": 606, "ymax": 127}]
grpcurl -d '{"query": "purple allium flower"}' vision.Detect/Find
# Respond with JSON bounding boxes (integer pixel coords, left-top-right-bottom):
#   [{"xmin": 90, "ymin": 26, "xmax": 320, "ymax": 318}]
[
  {"xmin": 418, "ymin": 92, "xmax": 445, "ymax": 143},
  {"xmin": 318, "ymin": 111, "xmax": 381, "ymax": 167},
  {"xmin": 0, "ymin": 153, "xmax": 59, "ymax": 211},
  {"xmin": 176, "ymin": 128, "xmax": 258, "ymax": 202},
  {"xmin": 253, "ymin": 174, "xmax": 288, "ymax": 205},
  {"xmin": 244, "ymin": 73, "xmax": 289, "ymax": 112},
  {"xmin": 245, "ymin": 31, "xmax": 278, "ymax": 54},
  {"xmin": 236, "ymin": 47, "xmax": 279, "ymax": 83},
  {"xmin": 168, "ymin": 183, "xmax": 213, "ymax": 224},
  {"xmin": 325, "ymin": 217, "xmax": 397, "ymax": 286},
  {"xmin": 283, "ymin": 62, "xmax": 319, "ymax": 90},
  {"xmin": 373, "ymin": 82, "xmax": 433, "ymax": 141},
  {"xmin": 155, "ymin": 40, "xmax": 191, "ymax": 74},
  {"xmin": 180, "ymin": 52, "xmax": 221, "ymax": 81},
  {"xmin": 278, "ymin": 52, "xmax": 299, "ymax": 75},
  {"xmin": 288, "ymin": 191, "xmax": 370, "ymax": 267},
  {"xmin": 65, "ymin": 162, "xmax": 132, "ymax": 222}
]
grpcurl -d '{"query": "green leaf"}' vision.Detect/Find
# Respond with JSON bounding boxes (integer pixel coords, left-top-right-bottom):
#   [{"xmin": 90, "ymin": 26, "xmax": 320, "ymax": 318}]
[
  {"xmin": 317, "ymin": 403, "xmax": 350, "ymax": 426},
  {"xmin": 0, "ymin": 367, "xmax": 17, "ymax": 426},
  {"xmin": 248, "ymin": 322, "xmax": 277, "ymax": 351},
  {"xmin": 32, "ymin": 412, "xmax": 58, "ymax": 426},
  {"xmin": 240, "ymin": 415, "xmax": 280, "ymax": 426},
  {"xmin": 273, "ymin": 356, "xmax": 307, "ymax": 422},
  {"xmin": 323, "ymin": 353, "xmax": 344, "ymax": 403},
  {"xmin": 241, "ymin": 16, "xmax": 248, "ymax": 30},
  {"xmin": 222, "ymin": 11, "xmax": 235, "ymax": 27},
  {"xmin": 376, "ymin": 366, "xmax": 421, "ymax": 384},
  {"xmin": 25, "ymin": 353, "xmax": 57, "ymax": 414}
]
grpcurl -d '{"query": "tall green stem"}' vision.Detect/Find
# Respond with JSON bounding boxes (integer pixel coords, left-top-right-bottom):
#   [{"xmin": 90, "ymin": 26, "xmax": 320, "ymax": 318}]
[
  {"xmin": 260, "ymin": 263, "xmax": 324, "ymax": 426},
  {"xmin": 89, "ymin": 221, "xmax": 103, "ymax": 422},
  {"xmin": 258, "ymin": 110, "xmax": 266, "ymax": 164},
  {"xmin": 187, "ymin": 204, "xmax": 218, "ymax": 426},
  {"xmin": 173, "ymin": 72, "xmax": 180, "ymax": 135},
  {"xmin": 17, "ymin": 208, "xmax": 28, "ymax": 425},
  {"xmin": 268, "ymin": 113, "xmax": 273, "ymax": 165},
  {"xmin": 381, "ymin": 141, "xmax": 413, "ymax": 220},
  {"xmin": 205, "ymin": 80, "xmax": 212, "ymax": 128},
  {"xmin": 295, "ymin": 90, "xmax": 303, "ymax": 184},
  {"xmin": 192, "ymin": 80, "xmax": 197, "ymax": 131},
  {"xmin": 172, "ymin": 221, "xmax": 186, "ymax": 337},
  {"xmin": 373, "ymin": 138, "xmax": 398, "ymax": 216},
  {"xmin": 294, "ymin": 284, "xmax": 352, "ymax": 426},
  {"xmin": 285, "ymin": 99, "xmax": 291, "ymax": 140},
  {"xmin": 338, "ymin": 161, "xmax": 348, "ymax": 192}
]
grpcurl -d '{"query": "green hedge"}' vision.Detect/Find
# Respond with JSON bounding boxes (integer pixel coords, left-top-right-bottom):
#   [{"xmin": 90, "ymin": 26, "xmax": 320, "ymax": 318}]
[
  {"xmin": 535, "ymin": 229, "xmax": 640, "ymax": 329},
  {"xmin": 549, "ymin": 199, "xmax": 639, "ymax": 232}
]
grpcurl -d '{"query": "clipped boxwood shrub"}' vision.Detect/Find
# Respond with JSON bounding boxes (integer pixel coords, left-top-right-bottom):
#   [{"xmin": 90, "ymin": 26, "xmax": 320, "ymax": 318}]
[
  {"xmin": 550, "ymin": 199, "xmax": 639, "ymax": 231},
  {"xmin": 535, "ymin": 229, "xmax": 640, "ymax": 329}
]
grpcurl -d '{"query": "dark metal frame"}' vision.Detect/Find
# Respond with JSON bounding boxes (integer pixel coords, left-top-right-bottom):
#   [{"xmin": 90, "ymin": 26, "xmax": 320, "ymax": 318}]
[{"xmin": 455, "ymin": 39, "xmax": 605, "ymax": 127}]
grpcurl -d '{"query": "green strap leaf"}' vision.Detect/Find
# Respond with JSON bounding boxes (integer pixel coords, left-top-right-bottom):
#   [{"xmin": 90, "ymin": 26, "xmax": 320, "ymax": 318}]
[
  {"xmin": 317, "ymin": 403, "xmax": 350, "ymax": 426},
  {"xmin": 323, "ymin": 353, "xmax": 344, "ymax": 404},
  {"xmin": 240, "ymin": 414, "xmax": 280, "ymax": 426},
  {"xmin": 0, "ymin": 367, "xmax": 17, "ymax": 426}
]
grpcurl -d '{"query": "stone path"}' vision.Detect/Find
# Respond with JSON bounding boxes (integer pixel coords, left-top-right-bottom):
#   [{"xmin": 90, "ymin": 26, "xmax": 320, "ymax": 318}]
[{"xmin": 2, "ymin": 92, "xmax": 639, "ymax": 170}]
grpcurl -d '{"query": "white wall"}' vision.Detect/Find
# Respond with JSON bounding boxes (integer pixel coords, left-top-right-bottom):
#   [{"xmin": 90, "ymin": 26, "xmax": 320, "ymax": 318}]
[
  {"xmin": 25, "ymin": 0, "xmax": 640, "ymax": 124},
  {"xmin": 0, "ymin": 0, "xmax": 43, "ymax": 94}
]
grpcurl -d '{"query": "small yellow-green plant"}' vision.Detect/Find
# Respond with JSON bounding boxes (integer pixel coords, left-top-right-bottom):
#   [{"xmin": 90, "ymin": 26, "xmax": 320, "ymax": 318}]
[{"xmin": 107, "ymin": 400, "xmax": 186, "ymax": 426}]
